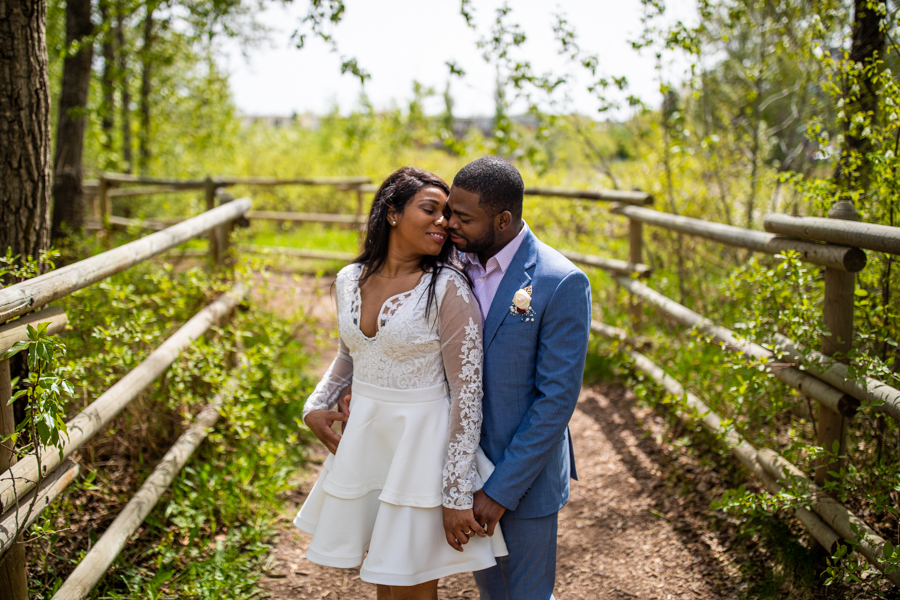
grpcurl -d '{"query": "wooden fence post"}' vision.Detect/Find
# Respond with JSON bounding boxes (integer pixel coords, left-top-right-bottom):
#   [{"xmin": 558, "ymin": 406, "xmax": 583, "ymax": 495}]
[
  {"xmin": 98, "ymin": 175, "xmax": 110, "ymax": 232},
  {"xmin": 628, "ymin": 218, "xmax": 643, "ymax": 330},
  {"xmin": 205, "ymin": 177, "xmax": 218, "ymax": 262},
  {"xmin": 815, "ymin": 199, "xmax": 858, "ymax": 486},
  {"xmin": 215, "ymin": 192, "xmax": 234, "ymax": 266},
  {"xmin": 0, "ymin": 358, "xmax": 28, "ymax": 600},
  {"xmin": 355, "ymin": 184, "xmax": 365, "ymax": 217}
]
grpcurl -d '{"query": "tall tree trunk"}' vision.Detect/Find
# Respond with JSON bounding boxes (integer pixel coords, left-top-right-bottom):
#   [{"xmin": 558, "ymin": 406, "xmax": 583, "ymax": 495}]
[
  {"xmin": 138, "ymin": 4, "xmax": 154, "ymax": 174},
  {"xmin": 0, "ymin": 0, "xmax": 51, "ymax": 594},
  {"xmin": 746, "ymin": 118, "xmax": 761, "ymax": 228},
  {"xmin": 116, "ymin": 0, "xmax": 132, "ymax": 173},
  {"xmin": 99, "ymin": 0, "xmax": 116, "ymax": 169},
  {"xmin": 745, "ymin": 26, "xmax": 765, "ymax": 230},
  {"xmin": 51, "ymin": 0, "xmax": 94, "ymax": 242},
  {"xmin": 0, "ymin": 0, "xmax": 53, "ymax": 265},
  {"xmin": 835, "ymin": 0, "xmax": 886, "ymax": 198}
]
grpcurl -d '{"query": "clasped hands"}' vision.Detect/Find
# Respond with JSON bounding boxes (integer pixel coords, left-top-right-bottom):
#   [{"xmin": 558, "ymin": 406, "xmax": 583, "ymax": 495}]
[
  {"xmin": 442, "ymin": 490, "xmax": 506, "ymax": 552},
  {"xmin": 304, "ymin": 389, "xmax": 506, "ymax": 551}
]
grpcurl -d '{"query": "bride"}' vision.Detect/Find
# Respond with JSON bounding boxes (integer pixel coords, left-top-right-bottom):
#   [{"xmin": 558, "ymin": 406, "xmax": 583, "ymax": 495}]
[{"xmin": 295, "ymin": 166, "xmax": 507, "ymax": 599}]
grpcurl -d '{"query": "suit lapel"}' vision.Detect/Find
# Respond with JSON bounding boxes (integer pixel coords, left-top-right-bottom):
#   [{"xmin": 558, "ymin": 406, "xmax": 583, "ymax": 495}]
[{"xmin": 483, "ymin": 231, "xmax": 538, "ymax": 351}]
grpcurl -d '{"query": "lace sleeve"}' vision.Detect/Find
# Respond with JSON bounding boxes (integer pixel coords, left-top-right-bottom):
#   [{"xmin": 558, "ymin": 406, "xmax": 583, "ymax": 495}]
[
  {"xmin": 438, "ymin": 271, "xmax": 484, "ymax": 510},
  {"xmin": 302, "ymin": 337, "xmax": 354, "ymax": 425}
]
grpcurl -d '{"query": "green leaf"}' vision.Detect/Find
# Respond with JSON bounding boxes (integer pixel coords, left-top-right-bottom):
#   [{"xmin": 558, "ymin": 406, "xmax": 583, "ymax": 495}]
[{"xmin": 2, "ymin": 340, "xmax": 30, "ymax": 360}]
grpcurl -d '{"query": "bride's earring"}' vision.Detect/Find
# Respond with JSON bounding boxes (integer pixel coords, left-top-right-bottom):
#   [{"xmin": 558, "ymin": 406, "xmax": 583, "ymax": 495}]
[{"xmin": 392, "ymin": 220, "xmax": 397, "ymax": 225}]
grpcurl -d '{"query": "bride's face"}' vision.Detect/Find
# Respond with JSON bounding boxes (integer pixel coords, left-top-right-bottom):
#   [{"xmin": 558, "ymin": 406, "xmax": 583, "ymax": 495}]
[{"xmin": 387, "ymin": 186, "xmax": 450, "ymax": 256}]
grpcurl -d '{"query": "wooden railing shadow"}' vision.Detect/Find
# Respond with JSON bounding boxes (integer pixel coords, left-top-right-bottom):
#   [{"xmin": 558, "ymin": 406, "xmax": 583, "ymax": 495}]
[{"xmin": 571, "ymin": 385, "xmax": 737, "ymax": 586}]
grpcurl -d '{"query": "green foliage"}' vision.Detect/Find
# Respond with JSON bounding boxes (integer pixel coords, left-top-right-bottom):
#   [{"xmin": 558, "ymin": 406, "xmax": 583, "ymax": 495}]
[
  {"xmin": 0, "ymin": 248, "xmax": 60, "ymax": 284},
  {"xmin": 3, "ymin": 323, "xmax": 73, "ymax": 459}
]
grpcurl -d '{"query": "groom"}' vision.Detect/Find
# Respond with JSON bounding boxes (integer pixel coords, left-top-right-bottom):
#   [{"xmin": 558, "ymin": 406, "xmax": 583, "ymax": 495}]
[{"xmin": 447, "ymin": 156, "xmax": 591, "ymax": 600}]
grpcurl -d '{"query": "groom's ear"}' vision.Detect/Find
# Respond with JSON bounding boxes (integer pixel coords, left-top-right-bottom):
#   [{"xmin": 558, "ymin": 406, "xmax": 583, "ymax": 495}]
[{"xmin": 495, "ymin": 210, "xmax": 512, "ymax": 231}]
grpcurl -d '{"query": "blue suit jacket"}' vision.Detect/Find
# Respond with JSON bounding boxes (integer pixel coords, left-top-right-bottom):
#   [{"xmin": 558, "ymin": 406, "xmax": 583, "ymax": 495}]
[{"xmin": 479, "ymin": 229, "xmax": 592, "ymax": 519}]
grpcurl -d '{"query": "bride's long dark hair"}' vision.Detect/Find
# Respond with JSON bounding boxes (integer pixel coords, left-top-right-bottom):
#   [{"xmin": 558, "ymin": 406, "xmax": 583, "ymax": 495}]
[{"xmin": 355, "ymin": 166, "xmax": 469, "ymax": 317}]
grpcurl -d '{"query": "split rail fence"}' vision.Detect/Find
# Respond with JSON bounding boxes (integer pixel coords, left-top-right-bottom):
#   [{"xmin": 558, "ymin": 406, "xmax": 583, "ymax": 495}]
[
  {"xmin": 3, "ymin": 172, "xmax": 899, "ymax": 597},
  {"xmin": 0, "ymin": 198, "xmax": 253, "ymax": 600}
]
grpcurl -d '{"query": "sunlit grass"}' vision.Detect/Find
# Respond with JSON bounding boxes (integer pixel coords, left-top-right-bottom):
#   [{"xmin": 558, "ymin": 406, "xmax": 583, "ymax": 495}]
[{"xmin": 245, "ymin": 221, "xmax": 361, "ymax": 254}]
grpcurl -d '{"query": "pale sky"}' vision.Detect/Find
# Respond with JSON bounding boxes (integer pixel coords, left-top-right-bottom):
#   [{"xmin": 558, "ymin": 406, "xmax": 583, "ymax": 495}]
[{"xmin": 222, "ymin": 0, "xmax": 697, "ymax": 118}]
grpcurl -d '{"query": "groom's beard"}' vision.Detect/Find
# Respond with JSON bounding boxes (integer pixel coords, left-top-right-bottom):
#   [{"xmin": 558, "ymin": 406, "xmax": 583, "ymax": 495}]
[{"xmin": 454, "ymin": 227, "xmax": 496, "ymax": 256}]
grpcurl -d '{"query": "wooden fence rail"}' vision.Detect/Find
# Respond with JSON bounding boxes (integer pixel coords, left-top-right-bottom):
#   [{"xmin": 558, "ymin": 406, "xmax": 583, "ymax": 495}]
[
  {"xmin": 758, "ymin": 448, "xmax": 900, "ymax": 585},
  {"xmin": 0, "ymin": 460, "xmax": 80, "ymax": 556},
  {"xmin": 0, "ymin": 307, "xmax": 68, "ymax": 355},
  {"xmin": 590, "ymin": 321, "xmax": 900, "ymax": 585},
  {"xmin": 0, "ymin": 286, "xmax": 245, "ymax": 513},
  {"xmin": 614, "ymin": 276, "xmax": 860, "ymax": 417},
  {"xmin": 247, "ymin": 210, "xmax": 367, "ymax": 225},
  {"xmin": 610, "ymin": 204, "xmax": 867, "ymax": 272},
  {"xmin": 51, "ymin": 374, "xmax": 242, "ymax": 600},
  {"xmin": 765, "ymin": 213, "xmax": 900, "ymax": 256},
  {"xmin": 241, "ymin": 245, "xmax": 356, "ymax": 262},
  {"xmin": 524, "ymin": 187, "xmax": 652, "ymax": 205},
  {"xmin": 771, "ymin": 334, "xmax": 900, "ymax": 421},
  {"xmin": 590, "ymin": 322, "xmax": 843, "ymax": 555},
  {"xmin": 0, "ymin": 199, "xmax": 251, "ymax": 326},
  {"xmin": 0, "ymin": 197, "xmax": 251, "ymax": 599}
]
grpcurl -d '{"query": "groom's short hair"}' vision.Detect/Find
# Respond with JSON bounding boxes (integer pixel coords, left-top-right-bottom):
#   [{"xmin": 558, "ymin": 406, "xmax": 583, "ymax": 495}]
[{"xmin": 453, "ymin": 156, "xmax": 524, "ymax": 219}]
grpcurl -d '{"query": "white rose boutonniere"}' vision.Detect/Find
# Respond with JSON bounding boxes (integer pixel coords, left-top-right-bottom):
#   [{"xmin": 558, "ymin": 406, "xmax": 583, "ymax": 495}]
[
  {"xmin": 513, "ymin": 289, "xmax": 531, "ymax": 310},
  {"xmin": 509, "ymin": 285, "xmax": 535, "ymax": 321}
]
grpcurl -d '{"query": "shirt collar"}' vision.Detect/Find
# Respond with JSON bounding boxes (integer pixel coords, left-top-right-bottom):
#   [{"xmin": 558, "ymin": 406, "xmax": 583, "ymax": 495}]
[{"xmin": 465, "ymin": 222, "xmax": 529, "ymax": 273}]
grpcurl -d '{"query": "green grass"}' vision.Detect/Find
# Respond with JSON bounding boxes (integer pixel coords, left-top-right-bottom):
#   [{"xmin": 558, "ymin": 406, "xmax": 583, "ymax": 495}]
[{"xmin": 246, "ymin": 221, "xmax": 361, "ymax": 254}]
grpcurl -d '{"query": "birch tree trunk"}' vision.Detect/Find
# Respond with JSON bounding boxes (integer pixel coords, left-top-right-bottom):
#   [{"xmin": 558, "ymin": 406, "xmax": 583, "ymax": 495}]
[{"xmin": 50, "ymin": 0, "xmax": 94, "ymax": 241}]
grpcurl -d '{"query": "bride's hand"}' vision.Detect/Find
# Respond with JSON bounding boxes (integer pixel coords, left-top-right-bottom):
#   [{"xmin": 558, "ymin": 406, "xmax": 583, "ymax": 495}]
[
  {"xmin": 305, "ymin": 410, "xmax": 349, "ymax": 454},
  {"xmin": 442, "ymin": 507, "xmax": 486, "ymax": 552}
]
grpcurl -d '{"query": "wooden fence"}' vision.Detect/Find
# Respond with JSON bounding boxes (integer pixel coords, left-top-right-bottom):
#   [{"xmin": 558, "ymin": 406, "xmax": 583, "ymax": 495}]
[
  {"xmin": 0, "ymin": 199, "xmax": 252, "ymax": 600},
  {"xmin": 600, "ymin": 198, "xmax": 900, "ymax": 586},
  {"xmin": 3, "ymin": 174, "xmax": 900, "ymax": 596}
]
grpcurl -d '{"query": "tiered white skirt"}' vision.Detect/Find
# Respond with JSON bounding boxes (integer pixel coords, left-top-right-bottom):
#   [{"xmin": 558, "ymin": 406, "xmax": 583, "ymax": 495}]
[{"xmin": 294, "ymin": 378, "xmax": 507, "ymax": 586}]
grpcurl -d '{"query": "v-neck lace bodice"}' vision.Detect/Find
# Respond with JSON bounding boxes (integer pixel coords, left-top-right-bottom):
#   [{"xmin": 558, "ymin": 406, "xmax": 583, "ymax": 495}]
[
  {"xmin": 350, "ymin": 271, "xmax": 428, "ymax": 341},
  {"xmin": 341, "ymin": 264, "xmax": 449, "ymax": 388},
  {"xmin": 302, "ymin": 262, "xmax": 484, "ymax": 510}
]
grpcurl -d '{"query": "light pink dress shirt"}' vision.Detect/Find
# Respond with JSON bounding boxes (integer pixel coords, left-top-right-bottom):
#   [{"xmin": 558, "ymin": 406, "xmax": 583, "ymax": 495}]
[{"xmin": 463, "ymin": 223, "xmax": 529, "ymax": 323}]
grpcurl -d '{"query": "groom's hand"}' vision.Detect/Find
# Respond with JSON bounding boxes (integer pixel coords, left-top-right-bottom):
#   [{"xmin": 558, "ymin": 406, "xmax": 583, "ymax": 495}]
[
  {"xmin": 305, "ymin": 410, "xmax": 348, "ymax": 455},
  {"xmin": 473, "ymin": 489, "xmax": 506, "ymax": 536},
  {"xmin": 442, "ymin": 507, "xmax": 486, "ymax": 552}
]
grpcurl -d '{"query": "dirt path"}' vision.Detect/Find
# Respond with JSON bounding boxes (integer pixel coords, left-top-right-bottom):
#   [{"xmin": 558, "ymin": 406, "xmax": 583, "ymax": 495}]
[{"xmin": 259, "ymin": 275, "xmax": 744, "ymax": 599}]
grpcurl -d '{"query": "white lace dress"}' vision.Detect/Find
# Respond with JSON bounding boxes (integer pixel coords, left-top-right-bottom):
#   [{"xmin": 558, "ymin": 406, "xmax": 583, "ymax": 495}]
[{"xmin": 294, "ymin": 263, "xmax": 507, "ymax": 586}]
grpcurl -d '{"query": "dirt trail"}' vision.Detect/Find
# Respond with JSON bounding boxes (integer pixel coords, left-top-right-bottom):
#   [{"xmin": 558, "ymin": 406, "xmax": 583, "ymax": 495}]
[{"xmin": 259, "ymin": 276, "xmax": 744, "ymax": 599}]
